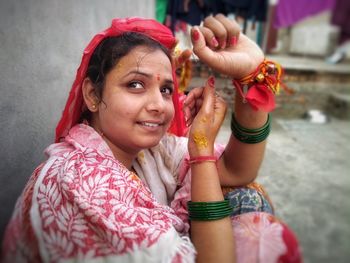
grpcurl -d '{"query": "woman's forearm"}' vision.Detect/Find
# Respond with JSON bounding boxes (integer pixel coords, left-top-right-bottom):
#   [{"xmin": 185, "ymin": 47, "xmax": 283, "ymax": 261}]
[
  {"xmin": 219, "ymin": 94, "xmax": 269, "ymax": 186},
  {"xmin": 190, "ymin": 162, "xmax": 235, "ymax": 263}
]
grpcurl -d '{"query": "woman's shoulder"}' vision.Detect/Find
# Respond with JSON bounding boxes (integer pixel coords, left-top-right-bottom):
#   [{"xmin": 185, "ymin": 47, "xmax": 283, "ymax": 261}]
[{"xmin": 44, "ymin": 141, "xmax": 74, "ymax": 157}]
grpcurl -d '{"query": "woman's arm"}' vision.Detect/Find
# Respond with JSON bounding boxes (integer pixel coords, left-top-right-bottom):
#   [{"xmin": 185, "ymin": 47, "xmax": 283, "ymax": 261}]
[
  {"xmin": 188, "ymin": 78, "xmax": 235, "ymax": 263},
  {"xmin": 185, "ymin": 14, "xmax": 268, "ymax": 187},
  {"xmin": 218, "ymin": 96, "xmax": 268, "ymax": 186}
]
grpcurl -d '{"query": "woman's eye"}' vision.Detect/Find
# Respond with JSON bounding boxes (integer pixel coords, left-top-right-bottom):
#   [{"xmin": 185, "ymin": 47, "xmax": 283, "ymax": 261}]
[
  {"xmin": 161, "ymin": 86, "xmax": 174, "ymax": 96},
  {"xmin": 128, "ymin": 81, "xmax": 144, "ymax": 90}
]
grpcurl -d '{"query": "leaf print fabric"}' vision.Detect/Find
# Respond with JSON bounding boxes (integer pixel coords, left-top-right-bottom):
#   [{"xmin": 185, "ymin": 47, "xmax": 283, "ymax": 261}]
[{"xmin": 3, "ymin": 124, "xmax": 195, "ymax": 262}]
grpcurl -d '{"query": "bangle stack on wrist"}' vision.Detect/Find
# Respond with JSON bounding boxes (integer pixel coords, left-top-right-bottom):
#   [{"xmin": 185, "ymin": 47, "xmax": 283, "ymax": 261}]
[
  {"xmin": 231, "ymin": 113, "xmax": 270, "ymax": 144},
  {"xmin": 187, "ymin": 199, "xmax": 233, "ymax": 221}
]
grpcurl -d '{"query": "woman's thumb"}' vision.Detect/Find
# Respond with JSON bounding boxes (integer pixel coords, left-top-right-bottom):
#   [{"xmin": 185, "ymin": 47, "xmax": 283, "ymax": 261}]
[
  {"xmin": 191, "ymin": 26, "xmax": 206, "ymax": 53},
  {"xmin": 200, "ymin": 76, "xmax": 216, "ymax": 114}
]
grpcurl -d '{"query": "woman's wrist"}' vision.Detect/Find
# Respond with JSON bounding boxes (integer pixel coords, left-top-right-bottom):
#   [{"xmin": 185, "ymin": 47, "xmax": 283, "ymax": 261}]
[
  {"xmin": 232, "ymin": 92, "xmax": 268, "ymax": 127},
  {"xmin": 231, "ymin": 54, "xmax": 264, "ymax": 80},
  {"xmin": 233, "ymin": 111, "xmax": 269, "ymax": 131},
  {"xmin": 232, "ymin": 59, "xmax": 286, "ymax": 113},
  {"xmin": 188, "ymin": 149, "xmax": 214, "ymax": 158},
  {"xmin": 188, "ymin": 137, "xmax": 214, "ymax": 157}
]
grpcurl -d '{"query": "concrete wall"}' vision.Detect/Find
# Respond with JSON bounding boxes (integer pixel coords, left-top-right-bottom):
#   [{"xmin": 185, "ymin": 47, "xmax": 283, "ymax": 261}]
[
  {"xmin": 289, "ymin": 11, "xmax": 339, "ymax": 57},
  {"xmin": 273, "ymin": 11, "xmax": 340, "ymax": 57},
  {"xmin": 0, "ymin": 0, "xmax": 155, "ymax": 245}
]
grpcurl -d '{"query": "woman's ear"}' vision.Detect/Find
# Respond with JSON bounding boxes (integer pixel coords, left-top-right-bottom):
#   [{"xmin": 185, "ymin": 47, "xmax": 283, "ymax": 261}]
[{"xmin": 82, "ymin": 78, "xmax": 99, "ymax": 112}]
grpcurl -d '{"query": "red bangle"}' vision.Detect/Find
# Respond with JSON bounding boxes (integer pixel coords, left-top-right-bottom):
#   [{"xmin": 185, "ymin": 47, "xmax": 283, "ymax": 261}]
[{"xmin": 188, "ymin": 156, "xmax": 217, "ymax": 165}]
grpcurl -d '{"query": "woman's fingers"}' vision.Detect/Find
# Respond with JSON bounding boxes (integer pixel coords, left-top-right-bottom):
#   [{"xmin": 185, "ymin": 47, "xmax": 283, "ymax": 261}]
[
  {"xmin": 199, "ymin": 76, "xmax": 216, "ymax": 115},
  {"xmin": 191, "ymin": 14, "xmax": 264, "ymax": 78},
  {"xmin": 183, "ymin": 100, "xmax": 200, "ymax": 127},
  {"xmin": 183, "ymin": 77, "xmax": 226, "ymax": 128},
  {"xmin": 195, "ymin": 97, "xmax": 203, "ymax": 113},
  {"xmin": 185, "ymin": 98, "xmax": 203, "ymax": 126},
  {"xmin": 191, "ymin": 26, "xmax": 217, "ymax": 66},
  {"xmin": 200, "ymin": 14, "xmax": 241, "ymax": 49},
  {"xmin": 213, "ymin": 94, "xmax": 227, "ymax": 128},
  {"xmin": 198, "ymin": 27, "xmax": 219, "ymax": 49},
  {"xmin": 214, "ymin": 14, "xmax": 240, "ymax": 47},
  {"xmin": 184, "ymin": 87, "xmax": 204, "ymax": 107},
  {"xmin": 188, "ymin": 77, "xmax": 215, "ymax": 130},
  {"xmin": 199, "ymin": 78, "xmax": 227, "ymax": 130},
  {"xmin": 183, "ymin": 87, "xmax": 204, "ymax": 126},
  {"xmin": 203, "ymin": 16, "xmax": 227, "ymax": 49},
  {"xmin": 174, "ymin": 49, "xmax": 192, "ymax": 68},
  {"xmin": 189, "ymin": 76, "xmax": 226, "ymax": 142}
]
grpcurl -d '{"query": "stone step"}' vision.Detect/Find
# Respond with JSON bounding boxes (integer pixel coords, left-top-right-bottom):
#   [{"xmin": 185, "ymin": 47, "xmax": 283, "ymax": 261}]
[{"xmin": 266, "ymin": 54, "xmax": 350, "ymax": 75}]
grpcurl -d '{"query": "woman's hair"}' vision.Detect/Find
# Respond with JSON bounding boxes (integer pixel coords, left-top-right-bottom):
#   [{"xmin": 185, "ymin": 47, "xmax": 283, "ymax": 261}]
[{"xmin": 81, "ymin": 32, "xmax": 172, "ymax": 121}]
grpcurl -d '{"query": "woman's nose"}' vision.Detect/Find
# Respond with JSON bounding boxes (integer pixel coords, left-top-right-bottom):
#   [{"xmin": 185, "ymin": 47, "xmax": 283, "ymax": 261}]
[{"xmin": 146, "ymin": 90, "xmax": 165, "ymax": 113}]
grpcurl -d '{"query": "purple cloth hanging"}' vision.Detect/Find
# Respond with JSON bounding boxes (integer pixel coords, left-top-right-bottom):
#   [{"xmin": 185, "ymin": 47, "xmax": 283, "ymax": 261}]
[
  {"xmin": 274, "ymin": 0, "xmax": 335, "ymax": 28},
  {"xmin": 331, "ymin": 0, "xmax": 350, "ymax": 42}
]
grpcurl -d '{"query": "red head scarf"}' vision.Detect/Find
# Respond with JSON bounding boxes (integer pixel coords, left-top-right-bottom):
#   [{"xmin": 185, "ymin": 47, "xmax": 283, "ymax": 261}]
[{"xmin": 55, "ymin": 17, "xmax": 187, "ymax": 142}]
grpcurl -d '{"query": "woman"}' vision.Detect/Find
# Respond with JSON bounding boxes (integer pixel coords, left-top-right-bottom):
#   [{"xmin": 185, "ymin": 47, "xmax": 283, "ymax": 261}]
[{"xmin": 2, "ymin": 15, "xmax": 301, "ymax": 262}]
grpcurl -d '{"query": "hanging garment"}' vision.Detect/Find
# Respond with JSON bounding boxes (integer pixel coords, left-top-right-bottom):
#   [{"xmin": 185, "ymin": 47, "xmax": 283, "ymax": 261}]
[
  {"xmin": 274, "ymin": 0, "xmax": 335, "ymax": 28},
  {"xmin": 331, "ymin": 0, "xmax": 350, "ymax": 43},
  {"xmin": 222, "ymin": 0, "xmax": 268, "ymax": 22},
  {"xmin": 167, "ymin": 0, "xmax": 206, "ymax": 33}
]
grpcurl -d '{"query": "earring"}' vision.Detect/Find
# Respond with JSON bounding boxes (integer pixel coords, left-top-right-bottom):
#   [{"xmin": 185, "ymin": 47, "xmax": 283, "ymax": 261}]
[{"xmin": 91, "ymin": 104, "xmax": 97, "ymax": 110}]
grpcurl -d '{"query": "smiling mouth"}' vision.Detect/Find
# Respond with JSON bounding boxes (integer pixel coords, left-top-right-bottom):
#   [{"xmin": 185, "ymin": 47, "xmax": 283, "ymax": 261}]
[{"xmin": 138, "ymin": 122, "xmax": 162, "ymax": 127}]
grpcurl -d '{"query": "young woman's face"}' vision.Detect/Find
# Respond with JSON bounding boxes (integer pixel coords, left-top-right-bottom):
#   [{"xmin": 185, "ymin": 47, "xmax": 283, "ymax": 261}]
[{"xmin": 92, "ymin": 45, "xmax": 175, "ymax": 155}]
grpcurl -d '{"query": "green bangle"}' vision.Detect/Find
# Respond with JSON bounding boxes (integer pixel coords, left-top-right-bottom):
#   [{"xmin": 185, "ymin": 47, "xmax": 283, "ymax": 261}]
[
  {"xmin": 231, "ymin": 113, "xmax": 271, "ymax": 144},
  {"xmin": 189, "ymin": 209, "xmax": 233, "ymax": 221},
  {"xmin": 231, "ymin": 114, "xmax": 270, "ymax": 133},
  {"xmin": 187, "ymin": 200, "xmax": 233, "ymax": 221},
  {"xmin": 189, "ymin": 208, "xmax": 233, "ymax": 217},
  {"xmin": 188, "ymin": 200, "xmax": 230, "ymax": 207},
  {"xmin": 232, "ymin": 126, "xmax": 270, "ymax": 144},
  {"xmin": 232, "ymin": 129, "xmax": 270, "ymax": 144}
]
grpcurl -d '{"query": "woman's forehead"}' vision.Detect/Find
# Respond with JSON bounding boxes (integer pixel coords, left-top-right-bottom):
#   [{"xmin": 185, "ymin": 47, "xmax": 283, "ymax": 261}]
[{"xmin": 115, "ymin": 46, "xmax": 173, "ymax": 75}]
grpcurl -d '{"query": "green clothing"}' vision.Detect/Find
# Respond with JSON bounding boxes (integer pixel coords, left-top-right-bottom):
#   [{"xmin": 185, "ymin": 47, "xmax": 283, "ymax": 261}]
[{"xmin": 156, "ymin": 0, "xmax": 168, "ymax": 23}]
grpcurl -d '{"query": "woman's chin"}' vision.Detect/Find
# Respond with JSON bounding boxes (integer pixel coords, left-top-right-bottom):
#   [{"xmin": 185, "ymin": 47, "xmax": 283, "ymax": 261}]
[{"xmin": 138, "ymin": 138, "xmax": 162, "ymax": 149}]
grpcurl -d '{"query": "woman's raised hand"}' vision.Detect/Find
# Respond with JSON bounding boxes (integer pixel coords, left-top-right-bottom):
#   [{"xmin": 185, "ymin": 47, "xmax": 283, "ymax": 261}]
[
  {"xmin": 191, "ymin": 14, "xmax": 264, "ymax": 79},
  {"xmin": 187, "ymin": 76, "xmax": 227, "ymax": 157}
]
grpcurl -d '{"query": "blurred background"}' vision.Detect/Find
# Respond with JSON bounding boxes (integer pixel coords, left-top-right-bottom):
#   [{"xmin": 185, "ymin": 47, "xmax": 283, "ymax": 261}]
[{"xmin": 0, "ymin": 0, "xmax": 349, "ymax": 262}]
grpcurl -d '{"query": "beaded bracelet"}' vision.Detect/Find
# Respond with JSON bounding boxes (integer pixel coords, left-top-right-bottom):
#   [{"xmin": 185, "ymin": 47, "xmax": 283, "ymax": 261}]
[
  {"xmin": 231, "ymin": 113, "xmax": 270, "ymax": 144},
  {"xmin": 187, "ymin": 199, "xmax": 233, "ymax": 221},
  {"xmin": 232, "ymin": 59, "xmax": 292, "ymax": 112}
]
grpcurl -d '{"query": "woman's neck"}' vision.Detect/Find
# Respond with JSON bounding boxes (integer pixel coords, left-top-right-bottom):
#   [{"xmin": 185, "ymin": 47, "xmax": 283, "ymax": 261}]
[
  {"xmin": 103, "ymin": 138, "xmax": 137, "ymax": 170},
  {"xmin": 89, "ymin": 120, "xmax": 137, "ymax": 170}
]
